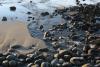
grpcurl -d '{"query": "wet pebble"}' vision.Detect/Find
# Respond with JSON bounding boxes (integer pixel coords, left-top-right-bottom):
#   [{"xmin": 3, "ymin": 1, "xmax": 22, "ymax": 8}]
[
  {"xmin": 70, "ymin": 57, "xmax": 84, "ymax": 65},
  {"xmin": 10, "ymin": 6, "xmax": 16, "ymax": 11},
  {"xmin": 34, "ymin": 59, "xmax": 44, "ymax": 65},
  {"xmin": 9, "ymin": 60, "xmax": 17, "ymax": 67},
  {"xmin": 41, "ymin": 62, "xmax": 50, "ymax": 67},
  {"xmin": 2, "ymin": 60, "xmax": 9, "ymax": 67}
]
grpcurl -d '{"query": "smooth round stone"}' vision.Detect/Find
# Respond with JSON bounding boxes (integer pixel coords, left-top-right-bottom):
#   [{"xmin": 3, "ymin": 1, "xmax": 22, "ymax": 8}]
[
  {"xmin": 9, "ymin": 60, "xmax": 17, "ymax": 67},
  {"xmin": 63, "ymin": 55, "xmax": 71, "ymax": 61},
  {"xmin": 59, "ymin": 59, "xmax": 64, "ymax": 64},
  {"xmin": 94, "ymin": 63, "xmax": 100, "ymax": 67},
  {"xmin": 34, "ymin": 55, "xmax": 45, "ymax": 60},
  {"xmin": 31, "ymin": 64, "xmax": 39, "ymax": 67},
  {"xmin": 0, "ymin": 53, "xmax": 3, "ymax": 57},
  {"xmin": 62, "ymin": 62, "xmax": 72, "ymax": 67},
  {"xmin": 6, "ymin": 55, "xmax": 16, "ymax": 61},
  {"xmin": 0, "ymin": 57, "xmax": 6, "ymax": 62},
  {"xmin": 56, "ymin": 63, "xmax": 62, "ymax": 67},
  {"xmin": 27, "ymin": 63, "xmax": 33, "ymax": 67},
  {"xmin": 96, "ymin": 60, "xmax": 100, "ymax": 64},
  {"xmin": 2, "ymin": 60, "xmax": 9, "ymax": 67},
  {"xmin": 70, "ymin": 57, "xmax": 84, "ymax": 64},
  {"xmin": 38, "ymin": 48, "xmax": 49, "ymax": 52},
  {"xmin": 59, "ymin": 50, "xmax": 69, "ymax": 56},
  {"xmin": 51, "ymin": 58, "xmax": 59, "ymax": 65},
  {"xmin": 82, "ymin": 63, "xmax": 92, "ymax": 67},
  {"xmin": 54, "ymin": 54, "xmax": 59, "ymax": 58},
  {"xmin": 34, "ymin": 59, "xmax": 44, "ymax": 65},
  {"xmin": 41, "ymin": 62, "xmax": 49, "ymax": 67},
  {"xmin": 88, "ymin": 48, "xmax": 96, "ymax": 55}
]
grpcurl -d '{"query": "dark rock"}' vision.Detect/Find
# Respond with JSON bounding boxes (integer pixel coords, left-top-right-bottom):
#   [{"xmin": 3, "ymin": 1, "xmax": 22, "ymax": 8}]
[
  {"xmin": 27, "ymin": 12, "xmax": 32, "ymax": 15},
  {"xmin": 10, "ymin": 6, "xmax": 16, "ymax": 11},
  {"xmin": 2, "ymin": 60, "xmax": 9, "ymax": 67},
  {"xmin": 34, "ymin": 59, "xmax": 44, "ymax": 65},
  {"xmin": 70, "ymin": 57, "xmax": 84, "ymax": 65},
  {"xmin": 62, "ymin": 62, "xmax": 72, "ymax": 67},
  {"xmin": 41, "ymin": 12, "xmax": 49, "ymax": 16},
  {"xmin": 38, "ymin": 48, "xmax": 49, "ymax": 52},
  {"xmin": 2, "ymin": 17, "xmax": 7, "ymax": 21},
  {"xmin": 6, "ymin": 55, "xmax": 16, "ymax": 61},
  {"xmin": 51, "ymin": 58, "xmax": 59, "ymax": 66},
  {"xmin": 9, "ymin": 60, "xmax": 17, "ymax": 67},
  {"xmin": 41, "ymin": 62, "xmax": 50, "ymax": 67}
]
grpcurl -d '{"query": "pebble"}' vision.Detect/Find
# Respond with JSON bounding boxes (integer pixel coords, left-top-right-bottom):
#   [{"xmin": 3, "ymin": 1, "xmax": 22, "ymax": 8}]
[
  {"xmin": 51, "ymin": 58, "xmax": 59, "ymax": 66},
  {"xmin": 9, "ymin": 60, "xmax": 17, "ymax": 67},
  {"xmin": 70, "ymin": 57, "xmax": 84, "ymax": 64},
  {"xmin": 2, "ymin": 60, "xmax": 9, "ymax": 67},
  {"xmin": 34, "ymin": 59, "xmax": 44, "ymax": 65},
  {"xmin": 6, "ymin": 55, "xmax": 16, "ymax": 61},
  {"xmin": 82, "ymin": 63, "xmax": 92, "ymax": 67},
  {"xmin": 10, "ymin": 6, "xmax": 16, "ymax": 11},
  {"xmin": 2, "ymin": 17, "xmax": 7, "ymax": 21},
  {"xmin": 41, "ymin": 62, "xmax": 50, "ymax": 67}
]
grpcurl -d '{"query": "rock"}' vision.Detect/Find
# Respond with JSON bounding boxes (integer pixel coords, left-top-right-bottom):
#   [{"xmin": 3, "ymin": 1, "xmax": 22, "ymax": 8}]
[
  {"xmin": 62, "ymin": 62, "xmax": 72, "ymax": 67},
  {"xmin": 94, "ymin": 63, "xmax": 100, "ymax": 67},
  {"xmin": 2, "ymin": 60, "xmax": 9, "ymax": 67},
  {"xmin": 59, "ymin": 59, "xmax": 64, "ymax": 64},
  {"xmin": 27, "ymin": 63, "xmax": 33, "ymax": 67},
  {"xmin": 41, "ymin": 62, "xmax": 49, "ymax": 67},
  {"xmin": 70, "ymin": 57, "xmax": 84, "ymax": 65},
  {"xmin": 82, "ymin": 63, "xmax": 92, "ymax": 67},
  {"xmin": 88, "ymin": 48, "xmax": 96, "ymax": 55},
  {"xmin": 51, "ymin": 58, "xmax": 59, "ymax": 66},
  {"xmin": 2, "ymin": 17, "xmax": 7, "ymax": 21},
  {"xmin": 63, "ymin": 55, "xmax": 71, "ymax": 61},
  {"xmin": 0, "ymin": 57, "xmax": 6, "ymax": 63},
  {"xmin": 31, "ymin": 64, "xmax": 39, "ymax": 67},
  {"xmin": 83, "ymin": 45, "xmax": 91, "ymax": 54},
  {"xmin": 10, "ymin": 6, "xmax": 16, "ymax": 11},
  {"xmin": 38, "ymin": 48, "xmax": 49, "ymax": 52},
  {"xmin": 59, "ymin": 50, "xmax": 71, "ymax": 57},
  {"xmin": 27, "ymin": 12, "xmax": 32, "ymax": 15},
  {"xmin": 41, "ymin": 12, "xmax": 49, "ymax": 16},
  {"xmin": 9, "ymin": 60, "xmax": 17, "ymax": 67},
  {"xmin": 34, "ymin": 59, "xmax": 44, "ymax": 65},
  {"xmin": 6, "ymin": 55, "xmax": 16, "ymax": 61}
]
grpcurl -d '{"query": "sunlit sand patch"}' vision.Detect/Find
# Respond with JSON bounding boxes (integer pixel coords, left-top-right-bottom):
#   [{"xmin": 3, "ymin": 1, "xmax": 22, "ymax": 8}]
[{"xmin": 0, "ymin": 21, "xmax": 47, "ymax": 54}]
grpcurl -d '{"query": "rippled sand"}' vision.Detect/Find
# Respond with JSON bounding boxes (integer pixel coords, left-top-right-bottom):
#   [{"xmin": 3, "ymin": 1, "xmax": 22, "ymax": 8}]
[{"xmin": 0, "ymin": 21, "xmax": 47, "ymax": 54}]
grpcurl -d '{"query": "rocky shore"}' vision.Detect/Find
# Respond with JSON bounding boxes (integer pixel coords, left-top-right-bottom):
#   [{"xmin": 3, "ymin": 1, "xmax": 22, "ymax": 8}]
[{"xmin": 0, "ymin": 1, "xmax": 100, "ymax": 67}]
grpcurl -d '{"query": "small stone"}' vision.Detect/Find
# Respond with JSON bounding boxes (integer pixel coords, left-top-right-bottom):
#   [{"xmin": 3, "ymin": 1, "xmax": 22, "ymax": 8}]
[
  {"xmin": 2, "ymin": 60, "xmax": 9, "ymax": 67},
  {"xmin": 38, "ymin": 48, "xmax": 49, "ymax": 52},
  {"xmin": 10, "ymin": 6, "xmax": 16, "ymax": 11},
  {"xmin": 34, "ymin": 59, "xmax": 43, "ymax": 65},
  {"xmin": 31, "ymin": 64, "xmax": 39, "ymax": 67},
  {"xmin": 59, "ymin": 59, "xmax": 64, "ymax": 64},
  {"xmin": 6, "ymin": 55, "xmax": 16, "ymax": 61},
  {"xmin": 62, "ymin": 62, "xmax": 72, "ymax": 67},
  {"xmin": 51, "ymin": 58, "xmax": 59, "ymax": 66},
  {"xmin": 82, "ymin": 63, "xmax": 92, "ymax": 67},
  {"xmin": 0, "ymin": 57, "xmax": 6, "ymax": 63},
  {"xmin": 27, "ymin": 63, "xmax": 33, "ymax": 67},
  {"xmin": 83, "ymin": 45, "xmax": 91, "ymax": 54},
  {"xmin": 41, "ymin": 62, "xmax": 49, "ymax": 67},
  {"xmin": 70, "ymin": 57, "xmax": 84, "ymax": 65},
  {"xmin": 9, "ymin": 60, "xmax": 17, "ymax": 67},
  {"xmin": 2, "ymin": 17, "xmax": 7, "ymax": 21},
  {"xmin": 94, "ymin": 63, "xmax": 100, "ymax": 67},
  {"xmin": 27, "ymin": 12, "xmax": 32, "ymax": 15}
]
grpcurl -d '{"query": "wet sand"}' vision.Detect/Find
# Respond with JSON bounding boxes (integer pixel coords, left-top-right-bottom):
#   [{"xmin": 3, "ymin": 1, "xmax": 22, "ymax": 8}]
[{"xmin": 0, "ymin": 21, "xmax": 47, "ymax": 54}]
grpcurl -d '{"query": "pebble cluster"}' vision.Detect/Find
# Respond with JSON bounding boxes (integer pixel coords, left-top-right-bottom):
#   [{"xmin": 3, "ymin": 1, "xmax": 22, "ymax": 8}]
[{"xmin": 0, "ymin": 1, "xmax": 100, "ymax": 67}]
